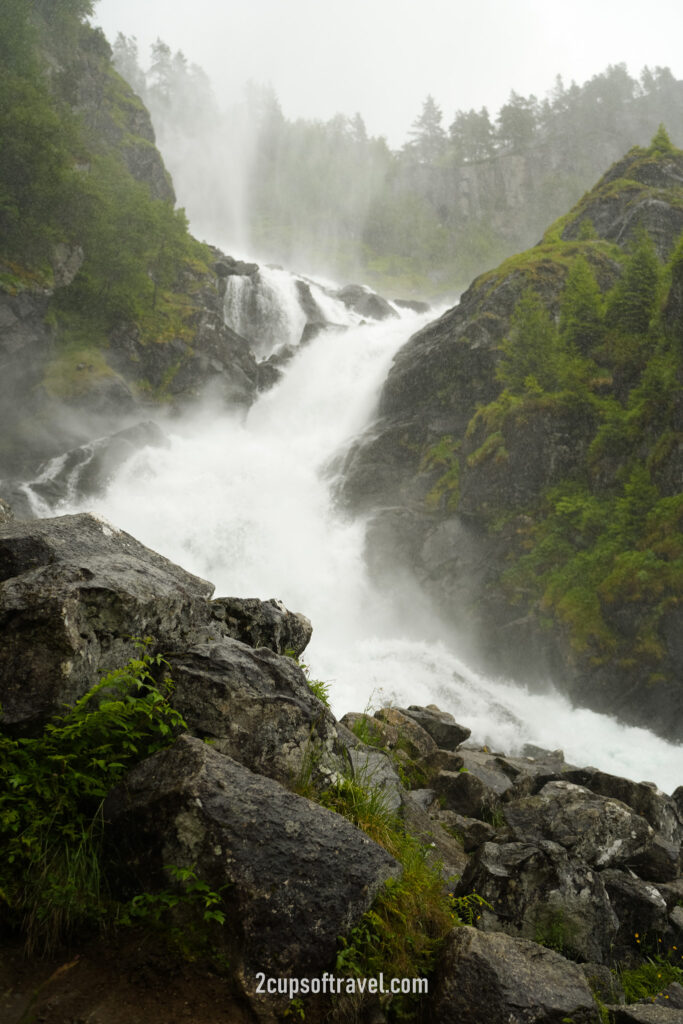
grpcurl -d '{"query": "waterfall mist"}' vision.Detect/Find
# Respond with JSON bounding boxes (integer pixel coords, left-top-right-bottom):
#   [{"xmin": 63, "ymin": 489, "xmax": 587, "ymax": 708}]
[
  {"xmin": 111, "ymin": 36, "xmax": 393, "ymax": 282},
  {"xmin": 24, "ymin": 274, "xmax": 683, "ymax": 794}
]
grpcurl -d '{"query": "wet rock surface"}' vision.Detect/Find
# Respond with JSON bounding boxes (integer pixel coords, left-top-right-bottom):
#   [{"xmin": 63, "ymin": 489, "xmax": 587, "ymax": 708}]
[
  {"xmin": 104, "ymin": 735, "xmax": 400, "ymax": 1007},
  {"xmin": 167, "ymin": 639, "xmax": 345, "ymax": 786},
  {"xmin": 430, "ymin": 926, "xmax": 599, "ymax": 1024},
  {"xmin": 0, "ymin": 513, "xmax": 215, "ymax": 728},
  {"xmin": 210, "ymin": 595, "xmax": 312, "ymax": 657}
]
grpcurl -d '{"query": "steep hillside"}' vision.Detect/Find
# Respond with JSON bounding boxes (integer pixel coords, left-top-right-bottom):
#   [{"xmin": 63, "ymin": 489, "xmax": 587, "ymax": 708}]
[
  {"xmin": 341, "ymin": 131, "xmax": 683, "ymax": 740},
  {"xmin": 0, "ymin": 1, "xmax": 257, "ymax": 478}
]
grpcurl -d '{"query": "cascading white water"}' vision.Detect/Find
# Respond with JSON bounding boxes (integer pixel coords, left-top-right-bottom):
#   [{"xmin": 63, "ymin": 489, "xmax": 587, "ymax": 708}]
[
  {"xmin": 224, "ymin": 267, "xmax": 306, "ymax": 353},
  {"xmin": 40, "ymin": 275, "xmax": 682, "ymax": 793}
]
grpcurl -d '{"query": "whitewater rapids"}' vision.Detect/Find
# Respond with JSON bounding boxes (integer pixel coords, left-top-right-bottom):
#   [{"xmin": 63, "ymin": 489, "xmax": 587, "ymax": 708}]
[{"xmin": 28, "ymin": 271, "xmax": 683, "ymax": 793}]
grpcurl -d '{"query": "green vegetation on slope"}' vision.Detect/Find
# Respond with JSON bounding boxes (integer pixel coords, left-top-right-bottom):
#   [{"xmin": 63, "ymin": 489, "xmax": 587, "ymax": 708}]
[
  {"xmin": 425, "ymin": 133, "xmax": 683, "ymax": 691},
  {"xmin": 0, "ymin": 0, "xmax": 214, "ymax": 401}
]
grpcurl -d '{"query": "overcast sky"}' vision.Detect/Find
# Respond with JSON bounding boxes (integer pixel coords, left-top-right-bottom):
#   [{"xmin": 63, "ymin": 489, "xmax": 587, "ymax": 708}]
[{"xmin": 93, "ymin": 0, "xmax": 683, "ymax": 145}]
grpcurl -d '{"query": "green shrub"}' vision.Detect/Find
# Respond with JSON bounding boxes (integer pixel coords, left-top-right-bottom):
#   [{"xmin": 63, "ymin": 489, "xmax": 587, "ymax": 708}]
[
  {"xmin": 0, "ymin": 642, "xmax": 186, "ymax": 953},
  {"xmin": 620, "ymin": 954, "xmax": 683, "ymax": 1003}
]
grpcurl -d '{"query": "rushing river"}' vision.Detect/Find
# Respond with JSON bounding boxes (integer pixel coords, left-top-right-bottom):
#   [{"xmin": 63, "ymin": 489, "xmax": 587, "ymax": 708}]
[{"xmin": 25, "ymin": 268, "xmax": 683, "ymax": 793}]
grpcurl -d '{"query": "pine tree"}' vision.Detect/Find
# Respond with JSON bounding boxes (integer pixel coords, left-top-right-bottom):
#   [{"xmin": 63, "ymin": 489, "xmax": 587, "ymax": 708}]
[
  {"xmin": 649, "ymin": 123, "xmax": 674, "ymax": 155},
  {"xmin": 498, "ymin": 288, "xmax": 562, "ymax": 393},
  {"xmin": 496, "ymin": 91, "xmax": 538, "ymax": 152},
  {"xmin": 407, "ymin": 95, "xmax": 446, "ymax": 164},
  {"xmin": 560, "ymin": 256, "xmax": 604, "ymax": 354},
  {"xmin": 607, "ymin": 229, "xmax": 660, "ymax": 337}
]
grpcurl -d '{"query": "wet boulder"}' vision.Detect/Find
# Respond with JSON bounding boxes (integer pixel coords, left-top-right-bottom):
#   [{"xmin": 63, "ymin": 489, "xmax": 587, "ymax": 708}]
[
  {"xmin": 340, "ymin": 711, "xmax": 401, "ymax": 750},
  {"xmin": 373, "ymin": 707, "xmax": 438, "ymax": 760},
  {"xmin": 432, "ymin": 809, "xmax": 496, "ymax": 852},
  {"xmin": 504, "ymin": 781, "xmax": 678, "ymax": 879},
  {"xmin": 166, "ymin": 639, "xmax": 344, "ymax": 787},
  {"xmin": 457, "ymin": 840, "xmax": 618, "ymax": 963},
  {"xmin": 560, "ymin": 767, "xmax": 683, "ymax": 846},
  {"xmin": 210, "ymin": 596, "xmax": 312, "ymax": 657},
  {"xmin": 104, "ymin": 734, "xmax": 400, "ymax": 1016},
  {"xmin": 336, "ymin": 283, "xmax": 398, "ymax": 321},
  {"xmin": 428, "ymin": 748, "xmax": 466, "ymax": 772},
  {"xmin": 400, "ymin": 704, "xmax": 471, "ymax": 750},
  {"xmin": 0, "ymin": 513, "xmax": 215, "ymax": 728},
  {"xmin": 434, "ymin": 767, "xmax": 503, "ymax": 821},
  {"xmin": 600, "ymin": 869, "xmax": 672, "ymax": 961},
  {"xmin": 346, "ymin": 744, "xmax": 405, "ymax": 813},
  {"xmin": 430, "ymin": 926, "xmax": 599, "ymax": 1023},
  {"xmin": 399, "ymin": 793, "xmax": 469, "ymax": 880},
  {"xmin": 459, "ymin": 747, "xmax": 517, "ymax": 798}
]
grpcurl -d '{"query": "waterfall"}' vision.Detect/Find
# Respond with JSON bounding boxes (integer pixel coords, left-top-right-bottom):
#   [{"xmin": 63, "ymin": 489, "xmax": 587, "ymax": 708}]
[{"xmin": 34, "ymin": 272, "xmax": 682, "ymax": 793}]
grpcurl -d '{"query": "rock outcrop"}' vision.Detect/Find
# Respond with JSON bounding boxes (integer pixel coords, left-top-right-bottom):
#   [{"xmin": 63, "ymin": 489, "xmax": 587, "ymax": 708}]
[{"xmin": 339, "ymin": 142, "xmax": 683, "ymax": 742}]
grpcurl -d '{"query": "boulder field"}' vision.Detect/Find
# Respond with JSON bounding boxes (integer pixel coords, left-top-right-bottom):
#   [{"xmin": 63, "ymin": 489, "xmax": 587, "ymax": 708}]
[{"xmin": 0, "ymin": 511, "xmax": 681, "ymax": 1023}]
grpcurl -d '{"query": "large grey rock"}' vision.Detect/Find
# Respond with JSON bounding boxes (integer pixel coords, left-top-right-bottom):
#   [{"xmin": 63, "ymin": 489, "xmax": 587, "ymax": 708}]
[
  {"xmin": 0, "ymin": 513, "xmax": 214, "ymax": 728},
  {"xmin": 401, "ymin": 704, "xmax": 471, "ymax": 749},
  {"xmin": 373, "ymin": 707, "xmax": 437, "ymax": 760},
  {"xmin": 457, "ymin": 840, "xmax": 618, "ymax": 963},
  {"xmin": 210, "ymin": 596, "xmax": 312, "ymax": 657},
  {"xmin": 608, "ymin": 1006, "xmax": 683, "ymax": 1023},
  {"xmin": 104, "ymin": 735, "xmax": 400, "ymax": 1015},
  {"xmin": 459, "ymin": 747, "xmax": 517, "ymax": 798},
  {"xmin": 600, "ymin": 869, "xmax": 675, "ymax": 960},
  {"xmin": 434, "ymin": 768, "xmax": 503, "ymax": 821},
  {"xmin": 340, "ymin": 711, "xmax": 399, "ymax": 749},
  {"xmin": 492, "ymin": 747, "xmax": 578, "ymax": 799},
  {"xmin": 399, "ymin": 793, "xmax": 469, "ymax": 881},
  {"xmin": 427, "ymin": 748, "xmax": 466, "ymax": 773},
  {"xmin": 347, "ymin": 745, "xmax": 405, "ymax": 814},
  {"xmin": 432, "ymin": 809, "xmax": 496, "ymax": 852},
  {"xmin": 430, "ymin": 926, "xmax": 599, "ymax": 1023},
  {"xmin": 504, "ymin": 781, "xmax": 678, "ymax": 878},
  {"xmin": 560, "ymin": 767, "xmax": 683, "ymax": 845},
  {"xmin": 166, "ymin": 639, "xmax": 345, "ymax": 787}
]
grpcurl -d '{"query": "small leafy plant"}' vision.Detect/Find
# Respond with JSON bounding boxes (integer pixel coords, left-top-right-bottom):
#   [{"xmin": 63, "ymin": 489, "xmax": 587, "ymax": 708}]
[
  {"xmin": 285, "ymin": 649, "xmax": 332, "ymax": 707},
  {"xmin": 620, "ymin": 953, "xmax": 683, "ymax": 1004},
  {"xmin": 117, "ymin": 863, "xmax": 228, "ymax": 964},
  {"xmin": 0, "ymin": 641, "xmax": 187, "ymax": 953}
]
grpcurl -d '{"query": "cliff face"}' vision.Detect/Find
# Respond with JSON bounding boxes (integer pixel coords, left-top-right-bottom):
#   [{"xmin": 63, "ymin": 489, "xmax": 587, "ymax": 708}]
[{"xmin": 341, "ymin": 140, "xmax": 683, "ymax": 741}]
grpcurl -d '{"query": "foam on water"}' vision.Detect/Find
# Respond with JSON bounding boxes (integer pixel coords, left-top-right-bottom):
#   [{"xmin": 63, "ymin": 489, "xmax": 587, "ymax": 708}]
[{"xmin": 42, "ymin": 293, "xmax": 681, "ymax": 793}]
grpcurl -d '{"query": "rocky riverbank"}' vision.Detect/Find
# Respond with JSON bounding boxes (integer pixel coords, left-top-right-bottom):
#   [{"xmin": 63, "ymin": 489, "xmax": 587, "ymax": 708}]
[{"xmin": 0, "ymin": 509, "xmax": 681, "ymax": 1023}]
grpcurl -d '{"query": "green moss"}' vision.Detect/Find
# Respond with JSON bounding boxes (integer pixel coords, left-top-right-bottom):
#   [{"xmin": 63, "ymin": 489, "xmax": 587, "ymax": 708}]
[
  {"xmin": 467, "ymin": 430, "xmax": 508, "ymax": 468},
  {"xmin": 421, "ymin": 436, "xmax": 462, "ymax": 511},
  {"xmin": 42, "ymin": 342, "xmax": 117, "ymax": 400}
]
